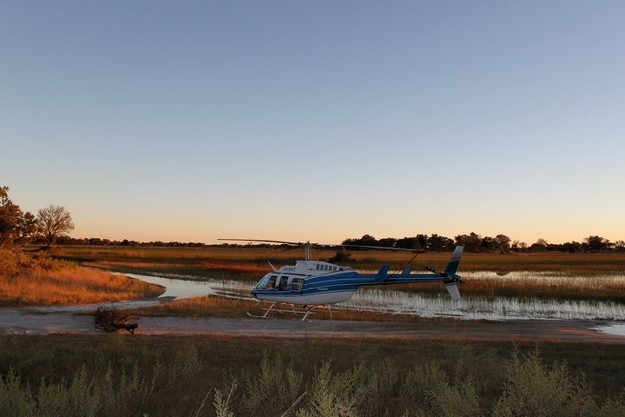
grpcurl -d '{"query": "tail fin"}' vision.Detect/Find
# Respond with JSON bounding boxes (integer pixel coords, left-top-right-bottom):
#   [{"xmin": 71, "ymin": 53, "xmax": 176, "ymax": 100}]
[
  {"xmin": 444, "ymin": 246, "xmax": 464, "ymax": 275},
  {"xmin": 376, "ymin": 265, "xmax": 389, "ymax": 282},
  {"xmin": 444, "ymin": 246, "xmax": 464, "ymax": 301}
]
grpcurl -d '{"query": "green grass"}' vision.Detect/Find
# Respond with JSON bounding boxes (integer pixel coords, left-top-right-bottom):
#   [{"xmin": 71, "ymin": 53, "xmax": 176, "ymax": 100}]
[{"xmin": 1, "ymin": 334, "xmax": 625, "ymax": 417}]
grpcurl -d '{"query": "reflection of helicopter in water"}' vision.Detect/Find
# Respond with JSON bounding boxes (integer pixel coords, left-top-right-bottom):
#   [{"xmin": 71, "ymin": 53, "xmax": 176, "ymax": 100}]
[{"xmin": 221, "ymin": 239, "xmax": 464, "ymax": 320}]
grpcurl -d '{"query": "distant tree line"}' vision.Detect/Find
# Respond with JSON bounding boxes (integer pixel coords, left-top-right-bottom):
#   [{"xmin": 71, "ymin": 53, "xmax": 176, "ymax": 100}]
[
  {"xmin": 53, "ymin": 236, "xmax": 208, "ymax": 248},
  {"xmin": 53, "ymin": 233, "xmax": 625, "ymax": 254},
  {"xmin": 4, "ymin": 184, "xmax": 623, "ymax": 253},
  {"xmin": 342, "ymin": 233, "xmax": 625, "ymax": 253}
]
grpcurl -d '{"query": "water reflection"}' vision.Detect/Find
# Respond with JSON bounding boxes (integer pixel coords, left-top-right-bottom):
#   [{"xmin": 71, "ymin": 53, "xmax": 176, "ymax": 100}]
[
  {"xmin": 597, "ymin": 323, "xmax": 625, "ymax": 336},
  {"xmin": 125, "ymin": 273, "xmax": 250, "ymax": 299}
]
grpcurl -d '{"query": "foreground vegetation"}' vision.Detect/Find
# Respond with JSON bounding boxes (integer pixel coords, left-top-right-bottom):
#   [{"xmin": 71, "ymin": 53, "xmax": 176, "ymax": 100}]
[
  {"xmin": 1, "ymin": 335, "xmax": 625, "ymax": 417},
  {"xmin": 0, "ymin": 247, "xmax": 164, "ymax": 306}
]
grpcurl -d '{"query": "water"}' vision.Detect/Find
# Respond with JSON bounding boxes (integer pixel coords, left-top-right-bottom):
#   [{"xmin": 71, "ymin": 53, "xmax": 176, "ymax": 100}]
[
  {"xmin": 124, "ymin": 273, "xmax": 251, "ymax": 299},
  {"xmin": 125, "ymin": 271, "xmax": 625, "ymax": 321},
  {"xmin": 344, "ymin": 289, "xmax": 625, "ymax": 321}
]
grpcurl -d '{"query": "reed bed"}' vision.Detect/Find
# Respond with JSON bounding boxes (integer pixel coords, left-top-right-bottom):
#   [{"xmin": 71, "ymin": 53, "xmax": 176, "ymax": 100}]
[{"xmin": 390, "ymin": 271, "xmax": 625, "ymax": 302}]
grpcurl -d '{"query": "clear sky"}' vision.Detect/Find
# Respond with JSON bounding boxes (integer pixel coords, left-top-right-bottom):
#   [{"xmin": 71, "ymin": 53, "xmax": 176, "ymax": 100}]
[{"xmin": 1, "ymin": 1, "xmax": 624, "ymax": 245}]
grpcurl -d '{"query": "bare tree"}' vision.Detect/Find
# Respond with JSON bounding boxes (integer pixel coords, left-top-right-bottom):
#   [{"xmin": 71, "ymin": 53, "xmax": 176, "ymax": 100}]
[{"xmin": 37, "ymin": 205, "xmax": 74, "ymax": 248}]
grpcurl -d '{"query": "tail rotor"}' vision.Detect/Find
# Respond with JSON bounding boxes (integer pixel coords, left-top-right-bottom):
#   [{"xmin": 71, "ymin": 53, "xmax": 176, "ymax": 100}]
[{"xmin": 423, "ymin": 246, "xmax": 464, "ymax": 300}]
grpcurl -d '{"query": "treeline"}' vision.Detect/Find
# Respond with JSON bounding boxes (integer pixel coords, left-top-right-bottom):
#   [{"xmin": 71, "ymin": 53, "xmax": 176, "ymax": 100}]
[
  {"xmin": 6, "ymin": 183, "xmax": 623, "ymax": 254},
  {"xmin": 55, "ymin": 233, "xmax": 625, "ymax": 254},
  {"xmin": 341, "ymin": 233, "xmax": 625, "ymax": 253},
  {"xmin": 52, "ymin": 236, "xmax": 207, "ymax": 248}
]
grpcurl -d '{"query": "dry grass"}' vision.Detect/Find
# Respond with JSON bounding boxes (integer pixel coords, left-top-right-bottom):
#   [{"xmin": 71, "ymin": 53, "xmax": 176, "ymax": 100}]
[
  {"xmin": 127, "ymin": 294, "xmax": 439, "ymax": 322},
  {"xmin": 128, "ymin": 295, "xmax": 256, "ymax": 318},
  {"xmin": 0, "ymin": 248, "xmax": 164, "ymax": 306},
  {"xmin": 57, "ymin": 245, "xmax": 625, "ymax": 276}
]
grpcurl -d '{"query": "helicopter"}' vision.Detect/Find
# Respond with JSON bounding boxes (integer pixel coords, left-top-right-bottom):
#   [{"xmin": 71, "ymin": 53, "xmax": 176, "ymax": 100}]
[{"xmin": 220, "ymin": 239, "xmax": 465, "ymax": 320}]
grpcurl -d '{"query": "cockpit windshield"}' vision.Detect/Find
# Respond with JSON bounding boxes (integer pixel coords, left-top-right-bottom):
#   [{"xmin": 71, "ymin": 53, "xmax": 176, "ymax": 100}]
[{"xmin": 256, "ymin": 274, "xmax": 277, "ymax": 289}]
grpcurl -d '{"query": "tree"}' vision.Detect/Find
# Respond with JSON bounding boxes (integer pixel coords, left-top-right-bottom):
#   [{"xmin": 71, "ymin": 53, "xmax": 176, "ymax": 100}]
[
  {"xmin": 455, "ymin": 233, "xmax": 482, "ymax": 252},
  {"xmin": 0, "ymin": 186, "xmax": 23, "ymax": 246},
  {"xmin": 341, "ymin": 234, "xmax": 378, "ymax": 247},
  {"xmin": 530, "ymin": 238, "xmax": 549, "ymax": 252},
  {"xmin": 586, "ymin": 236, "xmax": 608, "ymax": 252},
  {"xmin": 495, "ymin": 234, "xmax": 511, "ymax": 254},
  {"xmin": 428, "ymin": 234, "xmax": 454, "ymax": 251},
  {"xmin": 37, "ymin": 205, "xmax": 74, "ymax": 248},
  {"xmin": 14, "ymin": 211, "xmax": 38, "ymax": 246}
]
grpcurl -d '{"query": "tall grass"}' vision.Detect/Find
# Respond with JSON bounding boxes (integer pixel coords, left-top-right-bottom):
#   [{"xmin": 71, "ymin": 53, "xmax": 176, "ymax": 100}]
[{"xmin": 0, "ymin": 248, "xmax": 163, "ymax": 306}]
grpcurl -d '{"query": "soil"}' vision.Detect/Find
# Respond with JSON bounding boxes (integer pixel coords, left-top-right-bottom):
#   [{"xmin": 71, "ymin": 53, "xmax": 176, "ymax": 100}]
[{"xmin": 1, "ymin": 307, "xmax": 624, "ymax": 344}]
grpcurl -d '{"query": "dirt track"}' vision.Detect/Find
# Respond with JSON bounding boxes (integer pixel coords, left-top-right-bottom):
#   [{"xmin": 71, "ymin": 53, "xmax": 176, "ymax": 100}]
[{"xmin": 2, "ymin": 308, "xmax": 625, "ymax": 344}]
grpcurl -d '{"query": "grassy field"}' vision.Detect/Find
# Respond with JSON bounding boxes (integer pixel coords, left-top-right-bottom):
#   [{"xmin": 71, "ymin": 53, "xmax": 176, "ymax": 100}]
[
  {"xmin": 53, "ymin": 245, "xmax": 625, "ymax": 307},
  {"xmin": 1, "ymin": 334, "xmax": 625, "ymax": 417},
  {"xmin": 56, "ymin": 245, "xmax": 625, "ymax": 276}
]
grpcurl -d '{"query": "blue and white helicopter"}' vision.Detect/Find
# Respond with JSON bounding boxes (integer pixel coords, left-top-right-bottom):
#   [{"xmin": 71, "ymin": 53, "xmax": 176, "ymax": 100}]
[{"xmin": 221, "ymin": 239, "xmax": 464, "ymax": 320}]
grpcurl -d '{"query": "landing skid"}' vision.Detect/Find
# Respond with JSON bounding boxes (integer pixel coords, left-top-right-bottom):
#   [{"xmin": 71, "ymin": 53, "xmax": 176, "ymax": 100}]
[{"xmin": 246, "ymin": 303, "xmax": 333, "ymax": 321}]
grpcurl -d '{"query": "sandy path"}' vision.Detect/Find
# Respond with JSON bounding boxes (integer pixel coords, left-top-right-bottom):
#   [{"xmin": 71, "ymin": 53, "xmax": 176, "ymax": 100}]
[{"xmin": 1, "ymin": 308, "xmax": 625, "ymax": 344}]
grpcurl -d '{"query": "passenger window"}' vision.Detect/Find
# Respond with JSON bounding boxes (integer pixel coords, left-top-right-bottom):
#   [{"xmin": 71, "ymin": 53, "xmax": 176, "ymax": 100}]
[
  {"xmin": 279, "ymin": 276, "xmax": 288, "ymax": 290},
  {"xmin": 267, "ymin": 276, "xmax": 277, "ymax": 289},
  {"xmin": 291, "ymin": 278, "xmax": 304, "ymax": 291}
]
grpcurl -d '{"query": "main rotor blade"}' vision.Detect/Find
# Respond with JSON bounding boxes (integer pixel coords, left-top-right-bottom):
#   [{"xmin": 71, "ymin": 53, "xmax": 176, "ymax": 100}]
[
  {"xmin": 339, "ymin": 244, "xmax": 424, "ymax": 253},
  {"xmin": 218, "ymin": 239, "xmax": 302, "ymax": 245},
  {"xmin": 219, "ymin": 239, "xmax": 424, "ymax": 253}
]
